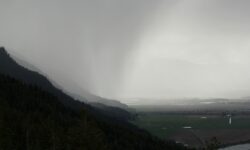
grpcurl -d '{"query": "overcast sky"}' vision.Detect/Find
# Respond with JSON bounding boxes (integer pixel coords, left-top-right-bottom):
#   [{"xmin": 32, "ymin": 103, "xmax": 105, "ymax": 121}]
[{"xmin": 1, "ymin": 0, "xmax": 250, "ymax": 104}]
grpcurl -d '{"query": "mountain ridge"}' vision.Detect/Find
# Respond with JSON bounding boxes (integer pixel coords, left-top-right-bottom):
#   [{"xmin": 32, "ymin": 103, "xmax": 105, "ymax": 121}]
[
  {"xmin": 0, "ymin": 47, "xmax": 128, "ymax": 110},
  {"xmin": 0, "ymin": 47, "xmax": 134, "ymax": 121},
  {"xmin": 0, "ymin": 47, "xmax": 189, "ymax": 150}
]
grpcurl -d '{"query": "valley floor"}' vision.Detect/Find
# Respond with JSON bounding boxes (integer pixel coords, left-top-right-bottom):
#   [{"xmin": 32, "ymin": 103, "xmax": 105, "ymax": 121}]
[{"xmin": 133, "ymin": 113, "xmax": 250, "ymax": 148}]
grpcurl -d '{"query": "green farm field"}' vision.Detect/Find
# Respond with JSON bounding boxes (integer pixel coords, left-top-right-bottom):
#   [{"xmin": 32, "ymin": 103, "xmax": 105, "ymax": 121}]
[{"xmin": 133, "ymin": 113, "xmax": 250, "ymax": 147}]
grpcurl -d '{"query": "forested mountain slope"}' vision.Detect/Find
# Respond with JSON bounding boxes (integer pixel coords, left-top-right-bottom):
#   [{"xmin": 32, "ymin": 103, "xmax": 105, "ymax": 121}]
[
  {"xmin": 0, "ymin": 47, "xmax": 128, "ymax": 110},
  {"xmin": 0, "ymin": 47, "xmax": 190, "ymax": 150},
  {"xmin": 0, "ymin": 74, "xmax": 189, "ymax": 150},
  {"xmin": 0, "ymin": 47, "xmax": 133, "ymax": 121}
]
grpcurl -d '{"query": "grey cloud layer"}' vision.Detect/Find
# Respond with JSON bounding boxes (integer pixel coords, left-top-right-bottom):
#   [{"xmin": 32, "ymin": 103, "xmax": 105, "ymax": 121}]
[{"xmin": 1, "ymin": 0, "xmax": 250, "ymax": 103}]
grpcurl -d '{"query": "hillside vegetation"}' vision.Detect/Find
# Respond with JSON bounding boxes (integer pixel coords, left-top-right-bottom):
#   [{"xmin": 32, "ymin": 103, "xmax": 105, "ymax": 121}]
[{"xmin": 0, "ymin": 74, "xmax": 189, "ymax": 150}]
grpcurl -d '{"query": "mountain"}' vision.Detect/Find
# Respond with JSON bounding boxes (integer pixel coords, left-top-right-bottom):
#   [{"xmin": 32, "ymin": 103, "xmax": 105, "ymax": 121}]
[
  {"xmin": 0, "ymin": 74, "xmax": 108, "ymax": 150},
  {"xmin": 72, "ymin": 93, "xmax": 130, "ymax": 110},
  {"xmin": 0, "ymin": 74, "xmax": 189, "ymax": 150},
  {"xmin": 0, "ymin": 47, "xmax": 189, "ymax": 150},
  {"xmin": 2, "ymin": 48, "xmax": 128, "ymax": 109},
  {"xmin": 0, "ymin": 47, "xmax": 80, "ymax": 108},
  {"xmin": 0, "ymin": 47, "xmax": 132, "ymax": 120}
]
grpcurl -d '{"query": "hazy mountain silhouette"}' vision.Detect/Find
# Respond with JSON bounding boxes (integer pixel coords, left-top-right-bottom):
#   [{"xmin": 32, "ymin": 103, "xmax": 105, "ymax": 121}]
[
  {"xmin": 72, "ymin": 93, "xmax": 130, "ymax": 110},
  {"xmin": 0, "ymin": 47, "xmax": 135, "ymax": 122},
  {"xmin": 0, "ymin": 47, "xmax": 128, "ymax": 110},
  {"xmin": 0, "ymin": 47, "xmax": 189, "ymax": 150}
]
